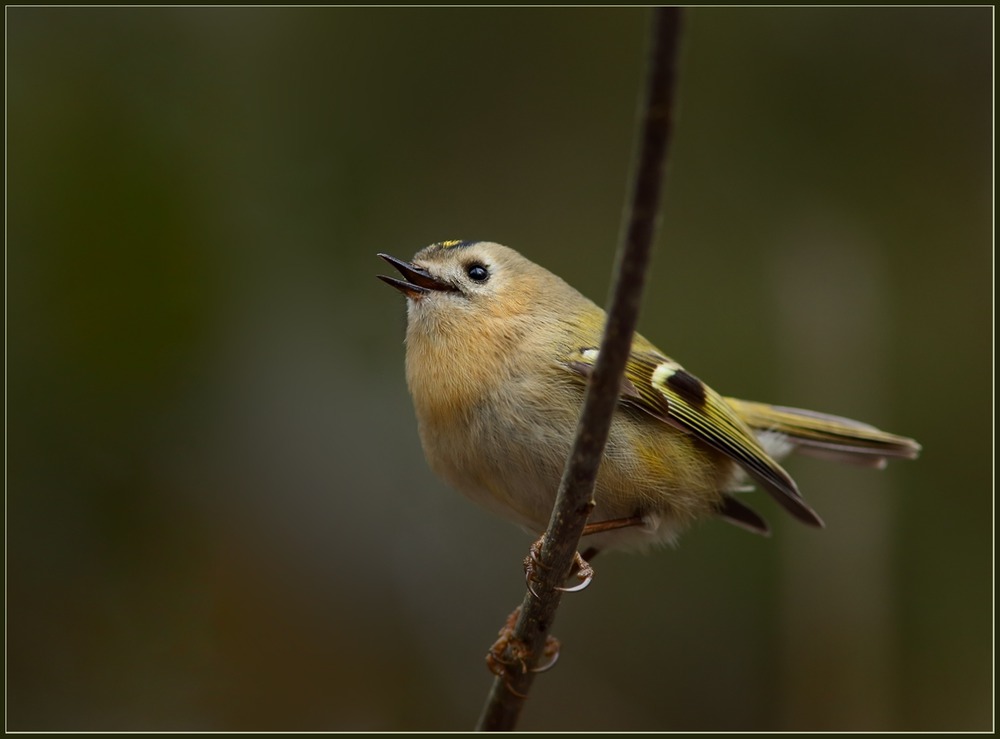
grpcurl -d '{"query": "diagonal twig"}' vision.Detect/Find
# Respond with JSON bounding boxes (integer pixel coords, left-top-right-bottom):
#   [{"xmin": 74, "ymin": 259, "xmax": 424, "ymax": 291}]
[{"xmin": 474, "ymin": 7, "xmax": 685, "ymax": 732}]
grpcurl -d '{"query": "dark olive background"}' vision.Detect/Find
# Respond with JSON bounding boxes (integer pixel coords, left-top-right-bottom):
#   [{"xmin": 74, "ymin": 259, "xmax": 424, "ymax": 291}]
[{"xmin": 7, "ymin": 6, "xmax": 991, "ymax": 732}]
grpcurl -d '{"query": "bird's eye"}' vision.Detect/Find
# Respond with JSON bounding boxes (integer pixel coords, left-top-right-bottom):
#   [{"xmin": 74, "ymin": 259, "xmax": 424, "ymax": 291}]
[{"xmin": 466, "ymin": 263, "xmax": 490, "ymax": 283}]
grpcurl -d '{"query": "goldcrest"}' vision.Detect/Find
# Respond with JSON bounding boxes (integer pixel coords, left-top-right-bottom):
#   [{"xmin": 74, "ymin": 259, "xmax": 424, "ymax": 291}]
[{"xmin": 378, "ymin": 240, "xmax": 920, "ymax": 556}]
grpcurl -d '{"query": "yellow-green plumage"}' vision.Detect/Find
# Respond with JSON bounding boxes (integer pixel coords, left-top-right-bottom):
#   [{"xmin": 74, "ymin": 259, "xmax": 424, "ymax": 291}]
[
  {"xmin": 723, "ymin": 398, "xmax": 921, "ymax": 468},
  {"xmin": 378, "ymin": 241, "xmax": 921, "ymax": 553}
]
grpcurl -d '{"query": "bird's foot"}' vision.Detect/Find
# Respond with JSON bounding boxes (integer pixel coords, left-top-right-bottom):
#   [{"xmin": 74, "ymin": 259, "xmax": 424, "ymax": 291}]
[
  {"xmin": 486, "ymin": 607, "xmax": 561, "ymax": 695},
  {"xmin": 523, "ymin": 537, "xmax": 594, "ymax": 597}
]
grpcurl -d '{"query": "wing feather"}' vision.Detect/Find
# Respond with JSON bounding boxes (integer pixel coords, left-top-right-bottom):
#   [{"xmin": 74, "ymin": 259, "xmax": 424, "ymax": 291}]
[{"xmin": 563, "ymin": 347, "xmax": 824, "ymax": 527}]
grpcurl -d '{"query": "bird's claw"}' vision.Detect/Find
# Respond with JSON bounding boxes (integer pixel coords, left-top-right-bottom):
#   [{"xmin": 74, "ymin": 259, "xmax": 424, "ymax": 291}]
[
  {"xmin": 533, "ymin": 634, "xmax": 561, "ymax": 673},
  {"xmin": 523, "ymin": 539, "xmax": 545, "ymax": 598},
  {"xmin": 524, "ymin": 540, "xmax": 594, "ymax": 597},
  {"xmin": 555, "ymin": 551, "xmax": 594, "ymax": 593}
]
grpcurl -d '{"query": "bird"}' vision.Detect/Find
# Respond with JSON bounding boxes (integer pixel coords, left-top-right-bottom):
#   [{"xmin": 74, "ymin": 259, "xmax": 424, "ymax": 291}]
[{"xmin": 377, "ymin": 240, "xmax": 921, "ymax": 562}]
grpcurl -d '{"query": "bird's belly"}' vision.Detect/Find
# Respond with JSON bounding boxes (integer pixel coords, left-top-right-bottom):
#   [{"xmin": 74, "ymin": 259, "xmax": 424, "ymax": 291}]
[{"xmin": 417, "ymin": 399, "xmax": 737, "ymax": 549}]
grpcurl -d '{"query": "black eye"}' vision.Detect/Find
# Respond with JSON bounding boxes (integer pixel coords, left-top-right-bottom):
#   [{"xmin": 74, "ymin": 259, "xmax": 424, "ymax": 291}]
[{"xmin": 466, "ymin": 263, "xmax": 490, "ymax": 283}]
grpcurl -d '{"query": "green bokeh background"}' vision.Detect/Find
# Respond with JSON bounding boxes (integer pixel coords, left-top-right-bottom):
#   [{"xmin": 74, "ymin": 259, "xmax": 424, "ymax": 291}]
[{"xmin": 7, "ymin": 6, "xmax": 991, "ymax": 732}]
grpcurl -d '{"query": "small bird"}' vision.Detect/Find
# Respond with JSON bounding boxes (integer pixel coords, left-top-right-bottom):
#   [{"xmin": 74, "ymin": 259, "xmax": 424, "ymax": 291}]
[{"xmin": 378, "ymin": 240, "xmax": 920, "ymax": 560}]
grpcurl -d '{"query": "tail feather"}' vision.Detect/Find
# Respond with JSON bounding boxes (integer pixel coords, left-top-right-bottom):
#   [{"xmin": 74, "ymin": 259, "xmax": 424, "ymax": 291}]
[
  {"xmin": 716, "ymin": 494, "xmax": 771, "ymax": 537},
  {"xmin": 726, "ymin": 398, "xmax": 922, "ymax": 468}
]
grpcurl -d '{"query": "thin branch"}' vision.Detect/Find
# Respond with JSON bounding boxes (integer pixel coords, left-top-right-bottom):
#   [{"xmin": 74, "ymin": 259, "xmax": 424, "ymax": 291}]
[{"xmin": 474, "ymin": 8, "xmax": 685, "ymax": 732}]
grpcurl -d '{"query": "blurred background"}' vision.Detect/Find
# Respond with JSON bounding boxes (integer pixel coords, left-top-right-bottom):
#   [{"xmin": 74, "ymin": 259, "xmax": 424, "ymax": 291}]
[{"xmin": 7, "ymin": 6, "xmax": 991, "ymax": 732}]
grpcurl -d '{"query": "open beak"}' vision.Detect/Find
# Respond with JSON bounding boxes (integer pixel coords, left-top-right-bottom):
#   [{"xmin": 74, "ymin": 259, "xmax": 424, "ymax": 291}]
[{"xmin": 377, "ymin": 253, "xmax": 454, "ymax": 298}]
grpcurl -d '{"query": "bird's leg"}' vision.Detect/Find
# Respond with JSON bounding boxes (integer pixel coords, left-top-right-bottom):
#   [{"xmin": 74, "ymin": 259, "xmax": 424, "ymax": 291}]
[
  {"xmin": 486, "ymin": 606, "xmax": 561, "ymax": 693},
  {"xmin": 581, "ymin": 515, "xmax": 646, "ymax": 536}
]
